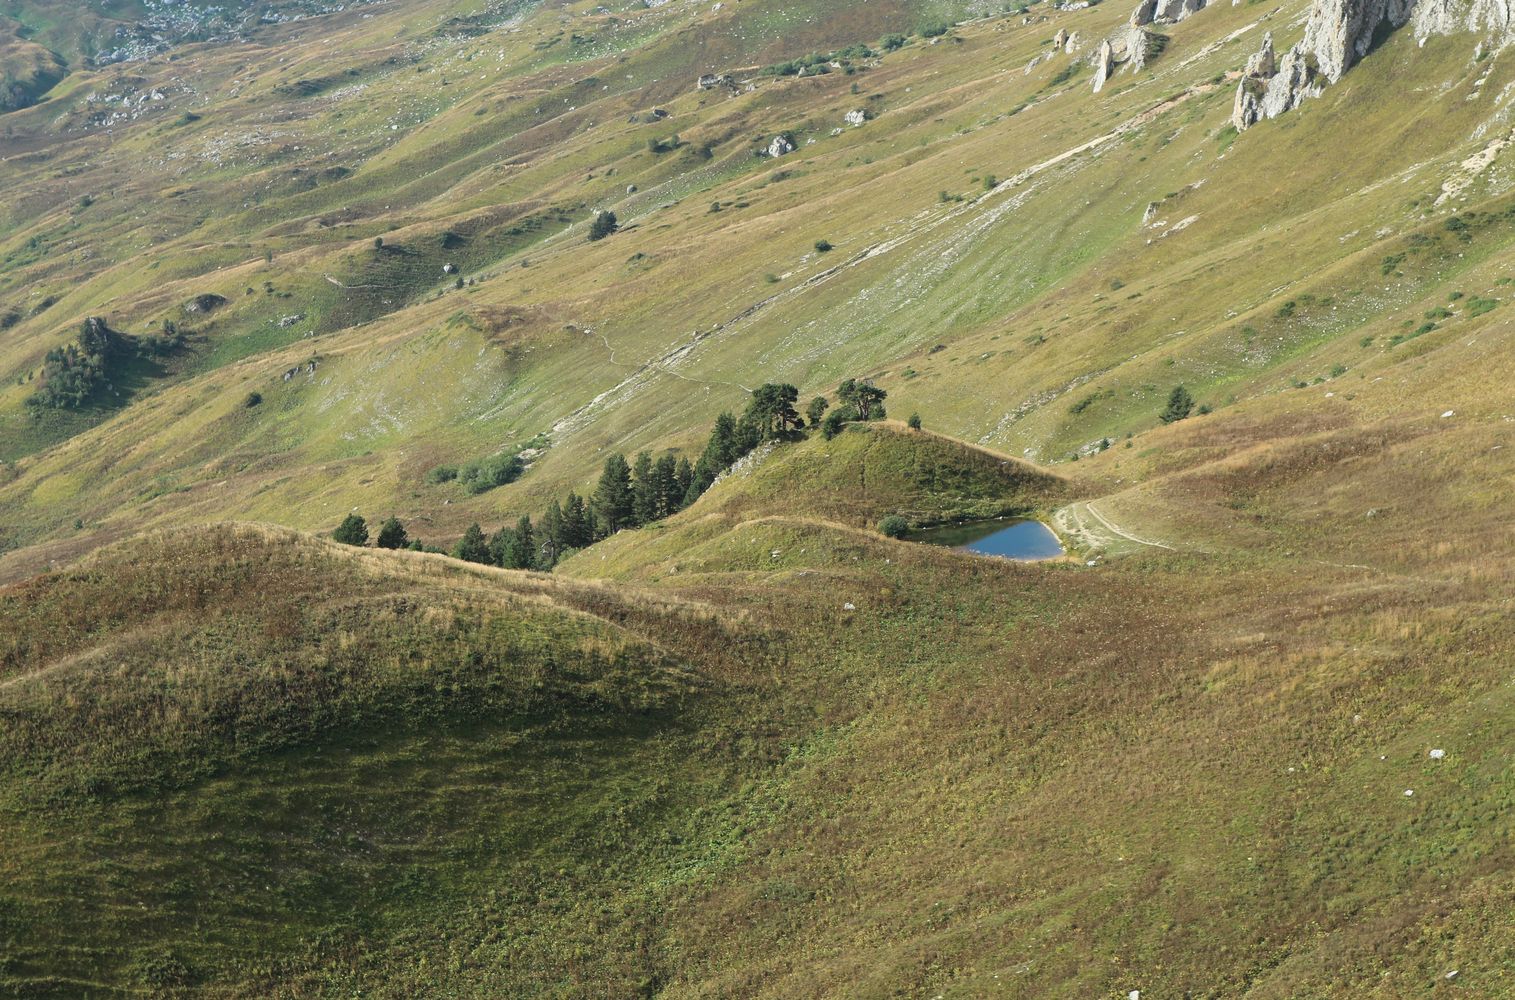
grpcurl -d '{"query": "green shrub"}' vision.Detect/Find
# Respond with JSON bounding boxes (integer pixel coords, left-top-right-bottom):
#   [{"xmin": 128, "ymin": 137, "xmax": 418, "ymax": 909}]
[
  {"xmin": 588, "ymin": 211, "xmax": 619, "ymax": 242},
  {"xmin": 333, "ymin": 514, "xmax": 368, "ymax": 546},
  {"xmin": 879, "ymin": 515, "xmax": 910, "ymax": 538}
]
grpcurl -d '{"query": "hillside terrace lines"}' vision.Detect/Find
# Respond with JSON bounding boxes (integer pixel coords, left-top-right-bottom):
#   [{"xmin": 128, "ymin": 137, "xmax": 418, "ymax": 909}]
[{"xmin": 551, "ymin": 78, "xmax": 1224, "ymax": 446}]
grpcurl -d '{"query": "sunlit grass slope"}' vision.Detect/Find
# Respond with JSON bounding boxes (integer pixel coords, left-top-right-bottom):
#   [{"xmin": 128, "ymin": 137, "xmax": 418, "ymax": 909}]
[{"xmin": 5, "ymin": 0, "xmax": 1515, "ymax": 563}]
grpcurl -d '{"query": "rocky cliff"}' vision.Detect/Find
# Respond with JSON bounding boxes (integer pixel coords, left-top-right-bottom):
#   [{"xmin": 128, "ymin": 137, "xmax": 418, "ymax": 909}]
[{"xmin": 1233, "ymin": 0, "xmax": 1515, "ymax": 129}]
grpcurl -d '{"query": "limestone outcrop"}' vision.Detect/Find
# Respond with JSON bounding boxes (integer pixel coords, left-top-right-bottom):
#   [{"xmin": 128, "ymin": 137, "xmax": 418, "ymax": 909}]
[
  {"xmin": 1092, "ymin": 39, "xmax": 1116, "ymax": 91},
  {"xmin": 1154, "ymin": 0, "xmax": 1208, "ymax": 21},
  {"xmin": 1090, "ymin": 0, "xmax": 1165, "ymax": 89},
  {"xmin": 1225, "ymin": 0, "xmax": 1515, "ymax": 130}
]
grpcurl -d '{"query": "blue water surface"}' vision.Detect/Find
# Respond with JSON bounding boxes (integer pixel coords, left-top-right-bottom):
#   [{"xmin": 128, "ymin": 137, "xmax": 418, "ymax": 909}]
[{"xmin": 907, "ymin": 518, "xmax": 1064, "ymax": 561}]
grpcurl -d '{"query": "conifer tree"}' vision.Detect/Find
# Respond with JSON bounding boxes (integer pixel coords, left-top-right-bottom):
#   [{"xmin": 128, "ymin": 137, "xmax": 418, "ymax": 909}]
[
  {"xmin": 375, "ymin": 516, "xmax": 408, "ymax": 549},
  {"xmin": 1160, "ymin": 385, "xmax": 1194, "ymax": 424},
  {"xmin": 591, "ymin": 454, "xmax": 634, "ymax": 536},
  {"xmin": 333, "ymin": 513, "xmax": 368, "ymax": 546},
  {"xmin": 540, "ymin": 501, "xmax": 564, "ymax": 565},
  {"xmin": 453, "ymin": 523, "xmax": 491, "ymax": 564},
  {"xmin": 561, "ymin": 492, "xmax": 592, "ymax": 549},
  {"xmin": 509, "ymin": 515, "xmax": 535, "ymax": 570},
  {"xmin": 631, "ymin": 451, "xmax": 659, "ymax": 526},
  {"xmin": 653, "ymin": 454, "xmax": 681, "ymax": 518}
]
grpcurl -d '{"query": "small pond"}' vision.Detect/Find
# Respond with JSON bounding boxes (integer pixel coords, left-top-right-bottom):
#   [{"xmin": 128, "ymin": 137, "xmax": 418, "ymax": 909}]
[{"xmin": 906, "ymin": 518, "xmax": 1065, "ymax": 561}]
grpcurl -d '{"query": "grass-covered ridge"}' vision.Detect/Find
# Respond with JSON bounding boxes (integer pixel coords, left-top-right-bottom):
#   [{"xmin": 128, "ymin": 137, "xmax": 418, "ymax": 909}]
[
  {"xmin": 0, "ymin": 522, "xmax": 767, "ymax": 995},
  {"xmin": 700, "ymin": 419, "xmax": 1072, "ymax": 528},
  {"xmin": 0, "ymin": 524, "xmax": 699, "ymax": 801}
]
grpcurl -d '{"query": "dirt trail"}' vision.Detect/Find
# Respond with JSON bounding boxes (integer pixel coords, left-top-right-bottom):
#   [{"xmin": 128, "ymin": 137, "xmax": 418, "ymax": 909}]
[{"xmin": 1053, "ymin": 499, "xmax": 1174, "ymax": 553}]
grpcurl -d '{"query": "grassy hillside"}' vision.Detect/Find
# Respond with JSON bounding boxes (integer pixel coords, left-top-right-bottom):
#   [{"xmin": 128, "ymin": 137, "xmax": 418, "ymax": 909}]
[
  {"xmin": 5, "ymin": 404, "xmax": 1515, "ymax": 994},
  {"xmin": 2, "ymin": 0, "xmax": 1513, "ymax": 563},
  {"xmin": 0, "ymin": 523, "xmax": 758, "ymax": 996},
  {"xmin": 5, "ymin": 0, "xmax": 1515, "ymax": 994}
]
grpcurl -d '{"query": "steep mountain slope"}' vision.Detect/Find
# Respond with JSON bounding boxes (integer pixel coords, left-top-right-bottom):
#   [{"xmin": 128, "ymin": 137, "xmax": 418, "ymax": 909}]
[{"xmin": 3, "ymin": 0, "xmax": 1515, "ymax": 564}]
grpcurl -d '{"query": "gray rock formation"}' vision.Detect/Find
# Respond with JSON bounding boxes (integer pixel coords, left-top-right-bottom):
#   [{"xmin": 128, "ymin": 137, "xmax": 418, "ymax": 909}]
[
  {"xmin": 1244, "ymin": 31, "xmax": 1277, "ymax": 76},
  {"xmin": 1154, "ymin": 0, "xmax": 1207, "ymax": 21},
  {"xmin": 844, "ymin": 108, "xmax": 870, "ymax": 126},
  {"xmin": 183, "ymin": 293, "xmax": 228, "ymax": 315},
  {"xmin": 1302, "ymin": 0, "xmax": 1415, "ymax": 82},
  {"xmin": 1092, "ymin": 39, "xmax": 1117, "ymax": 91},
  {"xmin": 1232, "ymin": 79, "xmax": 1263, "ymax": 130},
  {"xmin": 1124, "ymin": 24, "xmax": 1156, "ymax": 70},
  {"xmin": 1054, "ymin": 27, "xmax": 1069, "ymax": 47},
  {"xmin": 1410, "ymin": 0, "xmax": 1512, "ymax": 39},
  {"xmin": 767, "ymin": 135, "xmax": 796, "ymax": 157},
  {"xmin": 1231, "ymin": 32, "xmax": 1275, "ymax": 129},
  {"xmin": 1231, "ymin": 28, "xmax": 1323, "ymax": 129},
  {"xmin": 1237, "ymin": 0, "xmax": 1515, "ymax": 131},
  {"xmin": 1092, "ymin": 4, "xmax": 1160, "ymax": 84},
  {"xmin": 1261, "ymin": 46, "xmax": 1321, "ymax": 116}
]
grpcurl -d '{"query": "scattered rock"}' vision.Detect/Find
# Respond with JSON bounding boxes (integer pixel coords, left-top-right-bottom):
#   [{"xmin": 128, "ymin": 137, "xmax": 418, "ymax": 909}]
[
  {"xmin": 442, "ymin": 263, "xmax": 457, "ymax": 274},
  {"xmin": 843, "ymin": 602, "xmax": 857, "ymax": 611},
  {"xmin": 1430, "ymin": 748, "xmax": 1446, "ymax": 759},
  {"xmin": 182, "ymin": 292, "xmax": 228, "ymax": 315},
  {"xmin": 844, "ymin": 108, "xmax": 871, "ymax": 127},
  {"xmin": 1054, "ymin": 27, "xmax": 1070, "ymax": 47},
  {"xmin": 1404, "ymin": 788, "xmax": 1415, "ymax": 796},
  {"xmin": 767, "ymin": 134, "xmax": 796, "ymax": 158},
  {"xmin": 697, "ymin": 73, "xmax": 734, "ymax": 91}
]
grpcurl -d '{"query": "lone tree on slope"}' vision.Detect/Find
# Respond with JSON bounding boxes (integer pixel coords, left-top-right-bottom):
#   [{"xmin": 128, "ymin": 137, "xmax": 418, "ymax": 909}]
[
  {"xmin": 588, "ymin": 211, "xmax": 619, "ymax": 242},
  {"xmin": 1160, "ymin": 385, "xmax": 1194, "ymax": 424}
]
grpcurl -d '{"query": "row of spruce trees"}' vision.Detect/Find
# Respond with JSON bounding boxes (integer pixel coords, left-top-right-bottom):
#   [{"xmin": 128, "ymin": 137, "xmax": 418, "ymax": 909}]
[{"xmin": 333, "ymin": 379, "xmax": 890, "ymax": 568}]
